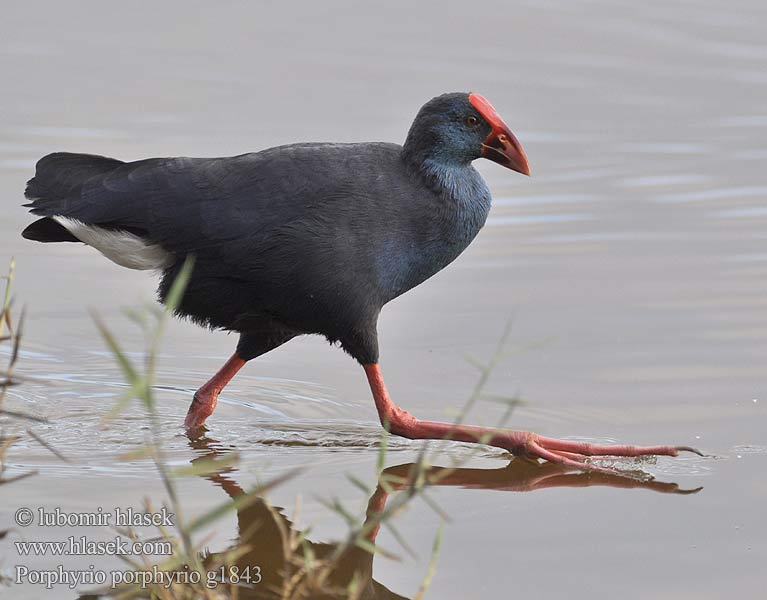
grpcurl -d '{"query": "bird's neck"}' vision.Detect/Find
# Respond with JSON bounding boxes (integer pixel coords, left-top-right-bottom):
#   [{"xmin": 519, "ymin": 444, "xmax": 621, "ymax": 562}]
[
  {"xmin": 405, "ymin": 151, "xmax": 491, "ymax": 210},
  {"xmin": 375, "ymin": 153, "xmax": 491, "ymax": 302},
  {"xmin": 399, "ymin": 154, "xmax": 492, "ymax": 260},
  {"xmin": 418, "ymin": 158, "xmax": 478, "ymax": 197}
]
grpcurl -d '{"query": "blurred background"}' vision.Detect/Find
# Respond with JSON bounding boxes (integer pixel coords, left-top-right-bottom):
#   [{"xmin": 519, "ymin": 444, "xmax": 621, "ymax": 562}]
[{"xmin": 1, "ymin": 1, "xmax": 765, "ymax": 598}]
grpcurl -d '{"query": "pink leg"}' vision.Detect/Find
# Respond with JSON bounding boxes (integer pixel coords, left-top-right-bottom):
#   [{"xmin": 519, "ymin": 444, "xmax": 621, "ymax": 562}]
[
  {"xmin": 184, "ymin": 353, "xmax": 246, "ymax": 430},
  {"xmin": 363, "ymin": 364, "xmax": 702, "ymax": 474}
]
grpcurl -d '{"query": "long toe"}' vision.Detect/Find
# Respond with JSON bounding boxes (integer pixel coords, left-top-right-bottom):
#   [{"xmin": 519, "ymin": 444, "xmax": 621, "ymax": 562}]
[
  {"xmin": 498, "ymin": 431, "xmax": 703, "ymax": 477},
  {"xmin": 536, "ymin": 435, "xmax": 703, "ymax": 458},
  {"xmin": 523, "ymin": 439, "xmax": 624, "ymax": 475}
]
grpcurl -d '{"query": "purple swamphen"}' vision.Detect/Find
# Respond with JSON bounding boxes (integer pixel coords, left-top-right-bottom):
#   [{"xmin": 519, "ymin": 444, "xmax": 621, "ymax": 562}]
[{"xmin": 21, "ymin": 92, "xmax": 700, "ymax": 471}]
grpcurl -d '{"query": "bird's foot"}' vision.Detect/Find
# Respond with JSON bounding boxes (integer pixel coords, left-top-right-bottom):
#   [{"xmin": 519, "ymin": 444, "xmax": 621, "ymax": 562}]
[
  {"xmin": 184, "ymin": 389, "xmax": 218, "ymax": 431},
  {"xmin": 364, "ymin": 364, "xmax": 703, "ymax": 477},
  {"xmin": 498, "ymin": 430, "xmax": 704, "ymax": 474}
]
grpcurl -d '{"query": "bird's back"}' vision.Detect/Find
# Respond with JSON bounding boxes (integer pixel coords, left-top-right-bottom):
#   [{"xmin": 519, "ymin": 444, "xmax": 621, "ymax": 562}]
[{"xmin": 26, "ymin": 143, "xmax": 407, "ymax": 252}]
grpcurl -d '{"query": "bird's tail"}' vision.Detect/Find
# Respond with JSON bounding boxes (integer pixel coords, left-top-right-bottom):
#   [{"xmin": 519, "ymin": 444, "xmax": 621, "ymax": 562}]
[{"xmin": 22, "ymin": 152, "xmax": 124, "ymax": 242}]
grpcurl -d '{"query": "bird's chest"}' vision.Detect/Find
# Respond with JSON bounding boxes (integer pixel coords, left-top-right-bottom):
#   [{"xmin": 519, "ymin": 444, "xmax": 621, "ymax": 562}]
[{"xmin": 376, "ymin": 191, "xmax": 490, "ymax": 303}]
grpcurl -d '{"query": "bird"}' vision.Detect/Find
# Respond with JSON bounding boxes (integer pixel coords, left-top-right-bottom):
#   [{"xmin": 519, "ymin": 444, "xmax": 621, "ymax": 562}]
[{"xmin": 21, "ymin": 91, "xmax": 700, "ymax": 472}]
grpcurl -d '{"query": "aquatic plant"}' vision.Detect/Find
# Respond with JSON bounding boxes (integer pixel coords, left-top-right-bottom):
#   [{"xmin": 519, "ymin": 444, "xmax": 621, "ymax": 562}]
[{"xmin": 0, "ymin": 258, "xmax": 43, "ymax": 486}]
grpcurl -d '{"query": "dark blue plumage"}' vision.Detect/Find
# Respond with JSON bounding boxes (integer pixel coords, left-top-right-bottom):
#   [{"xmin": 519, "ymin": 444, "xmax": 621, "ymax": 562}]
[{"xmin": 23, "ymin": 93, "xmax": 503, "ymax": 364}]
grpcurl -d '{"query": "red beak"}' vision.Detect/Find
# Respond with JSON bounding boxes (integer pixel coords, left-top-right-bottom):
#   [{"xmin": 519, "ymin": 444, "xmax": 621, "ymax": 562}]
[{"xmin": 469, "ymin": 93, "xmax": 531, "ymax": 176}]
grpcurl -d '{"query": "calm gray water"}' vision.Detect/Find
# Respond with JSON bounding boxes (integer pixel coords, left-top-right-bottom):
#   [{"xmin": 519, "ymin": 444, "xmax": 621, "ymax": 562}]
[{"xmin": 1, "ymin": 1, "xmax": 765, "ymax": 598}]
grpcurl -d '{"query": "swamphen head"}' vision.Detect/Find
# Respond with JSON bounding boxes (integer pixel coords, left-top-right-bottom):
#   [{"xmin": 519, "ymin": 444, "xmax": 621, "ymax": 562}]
[{"xmin": 403, "ymin": 92, "xmax": 530, "ymax": 176}]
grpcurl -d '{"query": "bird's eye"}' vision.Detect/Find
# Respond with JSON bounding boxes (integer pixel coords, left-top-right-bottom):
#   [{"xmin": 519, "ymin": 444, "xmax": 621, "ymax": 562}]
[{"xmin": 465, "ymin": 115, "xmax": 479, "ymax": 127}]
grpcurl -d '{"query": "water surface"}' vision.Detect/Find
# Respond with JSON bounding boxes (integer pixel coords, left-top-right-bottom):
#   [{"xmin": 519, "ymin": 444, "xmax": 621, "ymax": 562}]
[{"xmin": 1, "ymin": 1, "xmax": 765, "ymax": 598}]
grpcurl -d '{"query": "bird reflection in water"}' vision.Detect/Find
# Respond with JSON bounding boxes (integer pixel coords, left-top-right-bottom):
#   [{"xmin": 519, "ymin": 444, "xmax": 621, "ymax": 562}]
[{"xmin": 185, "ymin": 431, "xmax": 701, "ymax": 600}]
